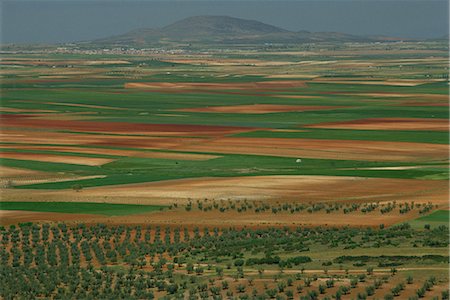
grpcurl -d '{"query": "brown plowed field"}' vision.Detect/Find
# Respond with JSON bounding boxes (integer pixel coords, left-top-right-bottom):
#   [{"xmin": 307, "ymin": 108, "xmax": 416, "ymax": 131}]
[
  {"xmin": 0, "ymin": 129, "xmax": 210, "ymax": 150},
  {"xmin": 0, "ymin": 114, "xmax": 253, "ymax": 136},
  {"xmin": 306, "ymin": 118, "xmax": 448, "ymax": 131}
]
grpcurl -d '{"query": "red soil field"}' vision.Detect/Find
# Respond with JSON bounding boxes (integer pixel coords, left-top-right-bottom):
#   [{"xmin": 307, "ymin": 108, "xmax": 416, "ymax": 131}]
[{"xmin": 0, "ymin": 114, "xmax": 253, "ymax": 136}]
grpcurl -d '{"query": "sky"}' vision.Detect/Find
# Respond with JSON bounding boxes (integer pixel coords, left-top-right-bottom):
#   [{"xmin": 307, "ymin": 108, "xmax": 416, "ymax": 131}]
[{"xmin": 1, "ymin": 0, "xmax": 448, "ymax": 44}]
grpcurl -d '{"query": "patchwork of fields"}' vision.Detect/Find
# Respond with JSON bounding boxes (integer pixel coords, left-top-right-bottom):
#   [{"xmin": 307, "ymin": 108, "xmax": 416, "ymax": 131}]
[{"xmin": 0, "ymin": 42, "xmax": 449, "ymax": 226}]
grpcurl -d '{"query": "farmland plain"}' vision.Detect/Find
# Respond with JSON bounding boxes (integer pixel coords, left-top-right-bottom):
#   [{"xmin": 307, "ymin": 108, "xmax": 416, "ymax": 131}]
[{"xmin": 0, "ymin": 41, "xmax": 449, "ymax": 299}]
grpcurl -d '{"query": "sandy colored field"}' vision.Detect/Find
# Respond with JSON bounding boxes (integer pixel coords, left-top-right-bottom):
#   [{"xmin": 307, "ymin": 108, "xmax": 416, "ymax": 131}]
[
  {"xmin": 124, "ymin": 80, "xmax": 307, "ymax": 91},
  {"xmin": 84, "ymin": 175, "xmax": 449, "ymax": 204},
  {"xmin": 174, "ymin": 137, "xmax": 449, "ymax": 162},
  {"xmin": 178, "ymin": 104, "xmax": 347, "ymax": 114},
  {"xmin": 1, "ymin": 175, "xmax": 106, "ymax": 187},
  {"xmin": 307, "ymin": 118, "xmax": 448, "ymax": 131},
  {"xmin": 0, "ymin": 152, "xmax": 114, "ymax": 166},
  {"xmin": 0, "ymin": 166, "xmax": 46, "ymax": 177},
  {"xmin": 2, "ymin": 175, "xmax": 448, "ymax": 206}
]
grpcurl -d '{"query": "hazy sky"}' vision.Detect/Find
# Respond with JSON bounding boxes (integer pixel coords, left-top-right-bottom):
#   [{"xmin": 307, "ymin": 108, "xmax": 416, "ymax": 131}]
[{"xmin": 1, "ymin": 0, "xmax": 448, "ymax": 44}]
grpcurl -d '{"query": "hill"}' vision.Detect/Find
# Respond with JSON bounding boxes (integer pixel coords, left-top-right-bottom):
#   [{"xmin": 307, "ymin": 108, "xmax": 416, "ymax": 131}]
[{"xmin": 90, "ymin": 15, "xmax": 400, "ymax": 47}]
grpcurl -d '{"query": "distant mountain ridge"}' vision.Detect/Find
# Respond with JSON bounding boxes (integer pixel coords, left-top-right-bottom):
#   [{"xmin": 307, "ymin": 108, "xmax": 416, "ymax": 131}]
[{"xmin": 90, "ymin": 15, "xmax": 406, "ymax": 46}]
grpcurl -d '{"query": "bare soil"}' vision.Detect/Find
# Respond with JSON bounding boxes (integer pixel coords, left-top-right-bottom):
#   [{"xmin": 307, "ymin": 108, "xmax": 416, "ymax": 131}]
[{"xmin": 173, "ymin": 137, "xmax": 449, "ymax": 162}]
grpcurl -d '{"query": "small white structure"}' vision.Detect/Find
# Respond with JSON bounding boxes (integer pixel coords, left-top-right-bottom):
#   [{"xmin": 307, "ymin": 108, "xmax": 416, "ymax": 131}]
[{"xmin": 296, "ymin": 159, "xmax": 302, "ymax": 163}]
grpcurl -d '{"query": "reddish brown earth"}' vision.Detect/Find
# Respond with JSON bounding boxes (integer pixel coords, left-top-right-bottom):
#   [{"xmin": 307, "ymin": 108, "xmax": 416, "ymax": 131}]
[
  {"xmin": 0, "ymin": 208, "xmax": 426, "ymax": 227},
  {"xmin": 0, "ymin": 114, "xmax": 254, "ymax": 136}
]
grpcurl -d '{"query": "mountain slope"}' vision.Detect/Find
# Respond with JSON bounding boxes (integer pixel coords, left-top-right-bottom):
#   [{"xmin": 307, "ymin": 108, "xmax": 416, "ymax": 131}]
[{"xmin": 162, "ymin": 15, "xmax": 288, "ymax": 37}]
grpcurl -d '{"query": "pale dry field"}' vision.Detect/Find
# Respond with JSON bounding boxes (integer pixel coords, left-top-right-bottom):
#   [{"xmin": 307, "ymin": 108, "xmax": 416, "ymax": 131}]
[{"xmin": 2, "ymin": 175, "xmax": 447, "ymax": 205}]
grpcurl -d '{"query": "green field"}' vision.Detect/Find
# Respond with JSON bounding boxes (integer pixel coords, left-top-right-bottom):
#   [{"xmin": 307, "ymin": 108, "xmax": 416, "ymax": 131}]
[
  {"xmin": 415, "ymin": 210, "xmax": 450, "ymax": 223},
  {"xmin": 408, "ymin": 210, "xmax": 450, "ymax": 229},
  {"xmin": 0, "ymin": 201, "xmax": 165, "ymax": 216}
]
